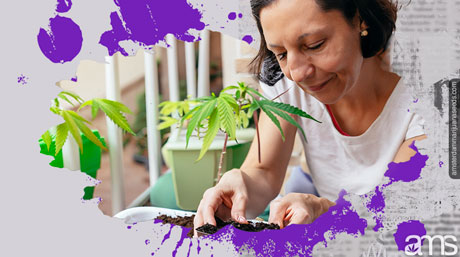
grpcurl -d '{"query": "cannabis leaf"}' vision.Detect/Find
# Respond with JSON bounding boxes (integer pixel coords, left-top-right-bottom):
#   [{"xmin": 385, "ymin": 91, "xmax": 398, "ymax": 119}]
[
  {"xmin": 197, "ymin": 109, "xmax": 220, "ymax": 161},
  {"xmin": 255, "ymin": 100, "xmax": 321, "ymax": 142},
  {"xmin": 80, "ymin": 98, "xmax": 135, "ymax": 135},
  {"xmin": 41, "ymin": 130, "xmax": 53, "ymax": 151}
]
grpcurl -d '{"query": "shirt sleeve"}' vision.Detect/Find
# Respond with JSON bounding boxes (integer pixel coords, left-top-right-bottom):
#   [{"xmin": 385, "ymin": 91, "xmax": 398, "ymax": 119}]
[{"xmin": 405, "ymin": 113, "xmax": 425, "ymax": 140}]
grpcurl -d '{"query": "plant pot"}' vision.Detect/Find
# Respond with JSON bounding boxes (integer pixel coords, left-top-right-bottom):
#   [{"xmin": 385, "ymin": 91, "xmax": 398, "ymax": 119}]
[{"xmin": 161, "ymin": 128, "xmax": 254, "ymax": 211}]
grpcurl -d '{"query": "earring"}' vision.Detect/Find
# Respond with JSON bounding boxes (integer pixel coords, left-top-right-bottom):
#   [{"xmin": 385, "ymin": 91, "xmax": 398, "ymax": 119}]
[{"xmin": 360, "ymin": 30, "xmax": 368, "ymax": 37}]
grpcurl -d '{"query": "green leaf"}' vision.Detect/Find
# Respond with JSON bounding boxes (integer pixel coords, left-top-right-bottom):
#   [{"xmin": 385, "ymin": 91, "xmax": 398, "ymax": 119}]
[
  {"xmin": 181, "ymin": 104, "xmax": 201, "ymax": 122},
  {"xmin": 100, "ymin": 99, "xmax": 132, "ymax": 114},
  {"xmin": 55, "ymin": 123, "xmax": 69, "ymax": 155},
  {"xmin": 90, "ymin": 100, "xmax": 99, "ymax": 119},
  {"xmin": 41, "ymin": 130, "xmax": 53, "ymax": 151},
  {"xmin": 247, "ymin": 102, "xmax": 260, "ymax": 118},
  {"xmin": 195, "ymin": 95, "xmax": 215, "ymax": 102},
  {"xmin": 53, "ymin": 98, "xmax": 60, "ymax": 108},
  {"xmin": 256, "ymin": 101, "xmax": 285, "ymax": 141},
  {"xmin": 159, "ymin": 101, "xmax": 179, "ymax": 116},
  {"xmin": 246, "ymin": 87, "xmax": 268, "ymax": 100},
  {"xmin": 78, "ymin": 100, "xmax": 92, "ymax": 111},
  {"xmin": 185, "ymin": 99, "xmax": 217, "ymax": 147},
  {"xmin": 59, "ymin": 91, "xmax": 84, "ymax": 104},
  {"xmin": 50, "ymin": 107, "xmax": 61, "ymax": 115},
  {"xmin": 177, "ymin": 101, "xmax": 191, "ymax": 116},
  {"xmin": 265, "ymin": 105, "xmax": 308, "ymax": 142},
  {"xmin": 258, "ymin": 100, "xmax": 321, "ymax": 123},
  {"xmin": 157, "ymin": 117, "xmax": 179, "ymax": 130},
  {"xmin": 93, "ymin": 99, "xmax": 135, "ymax": 135},
  {"xmin": 61, "ymin": 110, "xmax": 84, "ymax": 152},
  {"xmin": 67, "ymin": 110, "xmax": 91, "ymax": 124},
  {"xmin": 196, "ymin": 109, "xmax": 220, "ymax": 161},
  {"xmin": 217, "ymin": 97, "xmax": 236, "ymax": 139},
  {"xmin": 219, "ymin": 93, "xmax": 239, "ymax": 113},
  {"xmin": 58, "ymin": 94, "xmax": 75, "ymax": 107},
  {"xmin": 239, "ymin": 110, "xmax": 249, "ymax": 128},
  {"xmin": 221, "ymin": 85, "xmax": 239, "ymax": 93},
  {"xmin": 73, "ymin": 118, "xmax": 107, "ymax": 151}
]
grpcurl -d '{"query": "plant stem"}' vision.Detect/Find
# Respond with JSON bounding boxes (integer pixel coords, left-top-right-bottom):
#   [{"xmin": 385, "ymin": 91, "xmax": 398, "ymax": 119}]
[
  {"xmin": 253, "ymin": 111, "xmax": 261, "ymax": 163},
  {"xmin": 216, "ymin": 132, "xmax": 229, "ymax": 184}
]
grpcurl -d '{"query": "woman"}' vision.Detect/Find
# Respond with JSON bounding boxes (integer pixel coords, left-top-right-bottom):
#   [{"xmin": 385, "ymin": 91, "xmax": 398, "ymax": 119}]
[{"xmin": 193, "ymin": 0, "xmax": 426, "ymax": 234}]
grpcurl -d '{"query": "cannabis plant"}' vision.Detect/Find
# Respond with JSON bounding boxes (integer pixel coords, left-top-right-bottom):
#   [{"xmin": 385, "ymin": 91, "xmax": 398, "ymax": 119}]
[
  {"xmin": 40, "ymin": 90, "xmax": 135, "ymax": 155},
  {"xmin": 158, "ymin": 82, "xmax": 320, "ymax": 182}
]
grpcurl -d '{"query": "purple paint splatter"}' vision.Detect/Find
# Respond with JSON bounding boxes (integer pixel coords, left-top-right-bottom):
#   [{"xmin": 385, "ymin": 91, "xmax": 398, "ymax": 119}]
[
  {"xmin": 384, "ymin": 141, "xmax": 429, "ymax": 183},
  {"xmin": 413, "ymin": 98, "xmax": 419, "ymax": 103},
  {"xmin": 363, "ymin": 186, "xmax": 386, "ymax": 232},
  {"xmin": 37, "ymin": 15, "xmax": 83, "ymax": 63},
  {"xmin": 393, "ymin": 220, "xmax": 426, "ymax": 252},
  {"xmin": 238, "ymin": 13, "xmax": 243, "ymax": 18},
  {"xmin": 17, "ymin": 74, "xmax": 29, "ymax": 85},
  {"xmin": 242, "ymin": 35, "xmax": 253, "ymax": 45},
  {"xmin": 364, "ymin": 142, "xmax": 428, "ymax": 232},
  {"xmin": 71, "ymin": 76, "xmax": 77, "ymax": 82},
  {"xmin": 439, "ymin": 161, "xmax": 444, "ymax": 167},
  {"xmin": 99, "ymin": 0, "xmax": 205, "ymax": 56},
  {"xmin": 56, "ymin": 0, "xmax": 72, "ymax": 13},
  {"xmin": 161, "ymin": 224, "xmax": 173, "ymax": 244},
  {"xmin": 145, "ymin": 239, "xmax": 150, "ymax": 245},
  {"xmin": 212, "ymin": 190, "xmax": 366, "ymax": 256},
  {"xmin": 227, "ymin": 12, "xmax": 236, "ymax": 20},
  {"xmin": 171, "ymin": 227, "xmax": 191, "ymax": 257}
]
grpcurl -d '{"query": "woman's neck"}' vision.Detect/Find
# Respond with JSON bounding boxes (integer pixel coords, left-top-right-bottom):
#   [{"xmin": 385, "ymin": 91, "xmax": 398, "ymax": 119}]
[{"xmin": 328, "ymin": 57, "xmax": 400, "ymax": 136}]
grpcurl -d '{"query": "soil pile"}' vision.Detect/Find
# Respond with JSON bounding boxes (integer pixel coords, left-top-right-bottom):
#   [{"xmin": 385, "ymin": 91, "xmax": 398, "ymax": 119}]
[{"xmin": 155, "ymin": 214, "xmax": 280, "ymax": 238}]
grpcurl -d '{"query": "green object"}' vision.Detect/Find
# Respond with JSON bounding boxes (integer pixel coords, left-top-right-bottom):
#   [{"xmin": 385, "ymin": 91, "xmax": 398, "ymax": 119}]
[
  {"xmin": 161, "ymin": 129, "xmax": 253, "ymax": 211},
  {"xmin": 39, "ymin": 130, "xmax": 105, "ymax": 200}
]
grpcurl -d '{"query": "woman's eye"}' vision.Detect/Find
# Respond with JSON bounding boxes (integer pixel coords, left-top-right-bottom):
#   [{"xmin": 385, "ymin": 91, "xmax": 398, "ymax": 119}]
[
  {"xmin": 307, "ymin": 41, "xmax": 324, "ymax": 50},
  {"xmin": 277, "ymin": 52, "xmax": 287, "ymax": 60}
]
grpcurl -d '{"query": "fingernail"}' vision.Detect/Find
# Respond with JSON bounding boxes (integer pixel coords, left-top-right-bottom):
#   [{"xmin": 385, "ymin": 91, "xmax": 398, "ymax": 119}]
[{"xmin": 237, "ymin": 216, "xmax": 246, "ymax": 223}]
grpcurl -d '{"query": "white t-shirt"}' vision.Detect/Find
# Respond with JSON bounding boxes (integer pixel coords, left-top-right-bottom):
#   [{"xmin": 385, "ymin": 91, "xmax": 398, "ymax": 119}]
[{"xmin": 260, "ymin": 77, "xmax": 425, "ymax": 201}]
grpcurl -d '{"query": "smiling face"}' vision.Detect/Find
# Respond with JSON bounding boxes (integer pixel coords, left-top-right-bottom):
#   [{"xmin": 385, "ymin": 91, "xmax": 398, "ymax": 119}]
[{"xmin": 260, "ymin": 0, "xmax": 365, "ymax": 104}]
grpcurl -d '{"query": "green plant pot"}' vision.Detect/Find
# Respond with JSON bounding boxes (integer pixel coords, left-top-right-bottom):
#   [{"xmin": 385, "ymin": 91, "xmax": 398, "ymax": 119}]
[{"xmin": 161, "ymin": 129, "xmax": 254, "ymax": 211}]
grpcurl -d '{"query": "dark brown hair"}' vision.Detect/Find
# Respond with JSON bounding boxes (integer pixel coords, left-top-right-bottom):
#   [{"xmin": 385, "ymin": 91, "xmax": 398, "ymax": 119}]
[{"xmin": 250, "ymin": 0, "xmax": 398, "ymax": 86}]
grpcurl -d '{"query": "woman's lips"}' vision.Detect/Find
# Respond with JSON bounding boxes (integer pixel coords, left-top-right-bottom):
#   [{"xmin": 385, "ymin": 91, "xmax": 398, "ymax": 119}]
[{"xmin": 304, "ymin": 75, "xmax": 335, "ymax": 92}]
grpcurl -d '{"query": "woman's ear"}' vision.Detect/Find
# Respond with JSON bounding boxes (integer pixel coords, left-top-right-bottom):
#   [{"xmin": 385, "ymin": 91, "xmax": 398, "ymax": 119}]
[{"xmin": 358, "ymin": 15, "xmax": 369, "ymax": 31}]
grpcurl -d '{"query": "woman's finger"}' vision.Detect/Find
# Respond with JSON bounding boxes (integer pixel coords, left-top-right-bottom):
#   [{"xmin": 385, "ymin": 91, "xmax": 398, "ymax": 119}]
[
  {"xmin": 215, "ymin": 203, "xmax": 232, "ymax": 222},
  {"xmin": 197, "ymin": 189, "xmax": 224, "ymax": 227},
  {"xmin": 230, "ymin": 194, "xmax": 248, "ymax": 224},
  {"xmin": 287, "ymin": 209, "xmax": 312, "ymax": 226},
  {"xmin": 268, "ymin": 199, "xmax": 289, "ymax": 228},
  {"xmin": 193, "ymin": 212, "xmax": 204, "ymax": 237}
]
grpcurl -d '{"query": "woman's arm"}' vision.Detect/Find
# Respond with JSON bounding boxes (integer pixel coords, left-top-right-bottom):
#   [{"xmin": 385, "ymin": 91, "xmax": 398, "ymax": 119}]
[
  {"xmin": 238, "ymin": 110, "xmax": 298, "ymax": 218},
  {"xmin": 392, "ymin": 135, "xmax": 427, "ymax": 163}
]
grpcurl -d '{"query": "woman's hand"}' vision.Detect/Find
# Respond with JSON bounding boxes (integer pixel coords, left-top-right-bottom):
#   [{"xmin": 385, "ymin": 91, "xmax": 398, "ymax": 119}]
[
  {"xmin": 193, "ymin": 169, "xmax": 250, "ymax": 237},
  {"xmin": 268, "ymin": 193, "xmax": 334, "ymax": 228}
]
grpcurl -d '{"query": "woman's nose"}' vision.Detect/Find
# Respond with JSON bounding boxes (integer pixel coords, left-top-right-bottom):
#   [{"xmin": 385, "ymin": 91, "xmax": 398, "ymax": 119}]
[{"xmin": 287, "ymin": 55, "xmax": 314, "ymax": 83}]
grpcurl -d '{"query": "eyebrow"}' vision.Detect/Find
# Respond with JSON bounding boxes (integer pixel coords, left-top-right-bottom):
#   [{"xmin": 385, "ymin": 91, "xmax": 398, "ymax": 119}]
[{"xmin": 268, "ymin": 32, "xmax": 311, "ymax": 49}]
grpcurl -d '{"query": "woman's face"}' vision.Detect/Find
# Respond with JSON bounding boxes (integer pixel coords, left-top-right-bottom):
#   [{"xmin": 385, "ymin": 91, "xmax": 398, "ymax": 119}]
[{"xmin": 260, "ymin": 0, "xmax": 364, "ymax": 104}]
